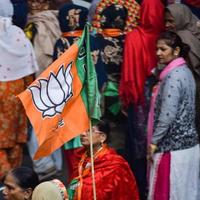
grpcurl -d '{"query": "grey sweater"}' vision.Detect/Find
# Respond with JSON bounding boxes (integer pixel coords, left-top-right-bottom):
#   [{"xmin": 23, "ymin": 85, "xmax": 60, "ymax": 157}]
[{"xmin": 152, "ymin": 64, "xmax": 199, "ymax": 152}]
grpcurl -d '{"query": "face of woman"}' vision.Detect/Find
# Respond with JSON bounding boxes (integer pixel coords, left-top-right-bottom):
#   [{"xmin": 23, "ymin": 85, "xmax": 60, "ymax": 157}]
[
  {"xmin": 156, "ymin": 39, "xmax": 177, "ymax": 64},
  {"xmin": 165, "ymin": 11, "xmax": 176, "ymax": 31},
  {"xmin": 2, "ymin": 174, "xmax": 31, "ymax": 200},
  {"xmin": 80, "ymin": 126, "xmax": 106, "ymax": 148},
  {"xmin": 27, "ymin": 0, "xmax": 50, "ymax": 14}
]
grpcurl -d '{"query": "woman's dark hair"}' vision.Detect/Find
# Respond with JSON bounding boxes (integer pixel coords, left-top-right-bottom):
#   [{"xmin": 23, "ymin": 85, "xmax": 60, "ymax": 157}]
[
  {"xmin": 158, "ymin": 31, "xmax": 190, "ymax": 59},
  {"xmin": 95, "ymin": 120, "xmax": 110, "ymax": 143},
  {"xmin": 9, "ymin": 167, "xmax": 39, "ymax": 190}
]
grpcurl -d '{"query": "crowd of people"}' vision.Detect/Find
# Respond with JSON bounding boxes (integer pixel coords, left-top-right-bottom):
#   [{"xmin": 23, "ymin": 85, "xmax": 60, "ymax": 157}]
[{"xmin": 0, "ymin": 0, "xmax": 200, "ymax": 199}]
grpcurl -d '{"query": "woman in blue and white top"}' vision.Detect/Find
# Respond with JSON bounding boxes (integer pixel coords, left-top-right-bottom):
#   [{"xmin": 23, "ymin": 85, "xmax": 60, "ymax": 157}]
[{"xmin": 148, "ymin": 31, "xmax": 199, "ymax": 200}]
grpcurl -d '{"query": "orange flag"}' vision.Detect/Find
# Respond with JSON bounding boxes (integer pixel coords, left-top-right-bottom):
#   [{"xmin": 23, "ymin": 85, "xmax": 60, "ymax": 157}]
[{"xmin": 18, "ymin": 25, "xmax": 101, "ymax": 159}]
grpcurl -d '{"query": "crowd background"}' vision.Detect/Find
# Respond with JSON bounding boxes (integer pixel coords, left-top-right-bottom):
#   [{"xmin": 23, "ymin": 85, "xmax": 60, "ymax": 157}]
[{"xmin": 0, "ymin": 0, "xmax": 200, "ymax": 199}]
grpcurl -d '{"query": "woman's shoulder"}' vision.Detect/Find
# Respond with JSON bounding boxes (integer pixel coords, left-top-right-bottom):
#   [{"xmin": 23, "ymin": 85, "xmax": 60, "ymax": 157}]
[
  {"xmin": 100, "ymin": 148, "xmax": 136, "ymax": 182},
  {"xmin": 102, "ymin": 148, "xmax": 131, "ymax": 168},
  {"xmin": 11, "ymin": 25, "xmax": 27, "ymax": 39},
  {"xmin": 169, "ymin": 64, "xmax": 191, "ymax": 78},
  {"xmin": 164, "ymin": 64, "xmax": 195, "ymax": 88},
  {"xmin": 10, "ymin": 25, "xmax": 33, "ymax": 47},
  {"xmin": 177, "ymin": 30, "xmax": 197, "ymax": 44}
]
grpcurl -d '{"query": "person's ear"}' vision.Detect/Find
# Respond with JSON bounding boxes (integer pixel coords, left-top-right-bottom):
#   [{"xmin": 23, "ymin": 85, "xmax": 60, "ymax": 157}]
[
  {"xmin": 174, "ymin": 47, "xmax": 180, "ymax": 57},
  {"xmin": 24, "ymin": 188, "xmax": 33, "ymax": 200}
]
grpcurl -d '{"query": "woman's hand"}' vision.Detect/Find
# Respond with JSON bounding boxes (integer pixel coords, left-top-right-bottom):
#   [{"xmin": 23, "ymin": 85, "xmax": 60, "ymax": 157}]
[
  {"xmin": 147, "ymin": 144, "xmax": 157, "ymax": 163},
  {"xmin": 121, "ymin": 107, "xmax": 128, "ymax": 117}
]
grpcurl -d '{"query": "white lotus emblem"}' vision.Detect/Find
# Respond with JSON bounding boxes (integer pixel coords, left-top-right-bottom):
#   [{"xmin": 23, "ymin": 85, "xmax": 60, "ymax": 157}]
[{"xmin": 29, "ymin": 62, "xmax": 73, "ymax": 118}]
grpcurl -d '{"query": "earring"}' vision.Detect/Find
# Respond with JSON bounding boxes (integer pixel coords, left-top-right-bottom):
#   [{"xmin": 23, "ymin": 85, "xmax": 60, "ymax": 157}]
[{"xmin": 174, "ymin": 52, "xmax": 178, "ymax": 57}]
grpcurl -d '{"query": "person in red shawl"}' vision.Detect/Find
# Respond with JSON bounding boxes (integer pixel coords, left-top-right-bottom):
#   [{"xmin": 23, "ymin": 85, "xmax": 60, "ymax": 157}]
[
  {"xmin": 120, "ymin": 0, "xmax": 164, "ymax": 106},
  {"xmin": 119, "ymin": 0, "xmax": 164, "ymax": 199},
  {"xmin": 67, "ymin": 120, "xmax": 139, "ymax": 200}
]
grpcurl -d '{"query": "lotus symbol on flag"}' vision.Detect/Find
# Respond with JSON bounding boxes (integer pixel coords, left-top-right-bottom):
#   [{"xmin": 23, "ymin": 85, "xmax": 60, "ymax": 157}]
[{"xmin": 29, "ymin": 62, "xmax": 73, "ymax": 118}]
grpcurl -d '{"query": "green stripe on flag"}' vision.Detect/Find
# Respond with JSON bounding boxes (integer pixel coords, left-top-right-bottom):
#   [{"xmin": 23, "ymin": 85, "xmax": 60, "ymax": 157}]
[{"xmin": 76, "ymin": 23, "xmax": 101, "ymax": 124}]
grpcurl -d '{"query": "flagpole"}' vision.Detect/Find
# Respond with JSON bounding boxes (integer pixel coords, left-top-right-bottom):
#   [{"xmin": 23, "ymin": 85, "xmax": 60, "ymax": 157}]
[{"xmin": 89, "ymin": 120, "xmax": 97, "ymax": 200}]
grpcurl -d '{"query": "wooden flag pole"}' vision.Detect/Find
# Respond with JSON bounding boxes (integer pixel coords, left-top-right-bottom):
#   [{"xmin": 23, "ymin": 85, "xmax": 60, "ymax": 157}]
[{"xmin": 89, "ymin": 120, "xmax": 97, "ymax": 200}]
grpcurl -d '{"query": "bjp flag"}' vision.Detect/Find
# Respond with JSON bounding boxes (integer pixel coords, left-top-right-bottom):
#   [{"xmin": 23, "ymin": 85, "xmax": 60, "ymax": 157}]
[{"xmin": 18, "ymin": 24, "xmax": 101, "ymax": 159}]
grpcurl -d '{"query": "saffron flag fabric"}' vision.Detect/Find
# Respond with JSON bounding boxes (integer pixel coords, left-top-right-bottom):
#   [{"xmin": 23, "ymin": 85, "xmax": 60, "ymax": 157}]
[{"xmin": 18, "ymin": 24, "xmax": 101, "ymax": 159}]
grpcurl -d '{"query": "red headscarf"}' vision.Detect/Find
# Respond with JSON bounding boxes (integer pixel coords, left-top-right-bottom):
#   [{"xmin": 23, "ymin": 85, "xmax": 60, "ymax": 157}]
[{"xmin": 119, "ymin": 0, "xmax": 164, "ymax": 107}]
